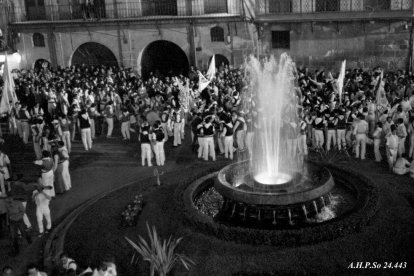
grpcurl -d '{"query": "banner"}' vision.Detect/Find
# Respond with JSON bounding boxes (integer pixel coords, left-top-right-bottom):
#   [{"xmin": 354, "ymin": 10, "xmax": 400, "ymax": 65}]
[
  {"xmin": 0, "ymin": 54, "xmax": 17, "ymax": 113},
  {"xmin": 198, "ymin": 71, "xmax": 210, "ymax": 92},
  {"xmin": 337, "ymin": 60, "xmax": 346, "ymax": 103},
  {"xmin": 374, "ymin": 71, "xmax": 389, "ymax": 114},
  {"xmin": 206, "ymin": 55, "xmax": 216, "ymax": 81}
]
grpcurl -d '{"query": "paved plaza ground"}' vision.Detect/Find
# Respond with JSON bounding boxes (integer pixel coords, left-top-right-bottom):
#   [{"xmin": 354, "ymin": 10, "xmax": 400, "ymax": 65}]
[{"xmin": 1, "ymin": 128, "xmax": 414, "ymax": 275}]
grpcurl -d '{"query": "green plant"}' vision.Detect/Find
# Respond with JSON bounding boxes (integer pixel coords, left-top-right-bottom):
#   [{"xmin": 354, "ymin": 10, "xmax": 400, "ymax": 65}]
[{"xmin": 125, "ymin": 223, "xmax": 195, "ymax": 276}]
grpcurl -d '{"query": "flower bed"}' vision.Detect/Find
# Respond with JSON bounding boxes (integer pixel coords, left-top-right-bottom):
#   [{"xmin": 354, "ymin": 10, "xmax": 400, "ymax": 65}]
[{"xmin": 120, "ymin": 194, "xmax": 144, "ymax": 227}]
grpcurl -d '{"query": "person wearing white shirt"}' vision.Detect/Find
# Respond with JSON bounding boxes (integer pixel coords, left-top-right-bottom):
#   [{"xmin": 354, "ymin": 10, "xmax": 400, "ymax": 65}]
[
  {"xmin": 386, "ymin": 125, "xmax": 399, "ymax": 171},
  {"xmin": 353, "ymin": 114, "xmax": 368, "ymax": 160},
  {"xmin": 92, "ymin": 261, "xmax": 117, "ymax": 276},
  {"xmin": 372, "ymin": 122, "xmax": 383, "ymax": 162},
  {"xmin": 32, "ymin": 180, "xmax": 52, "ymax": 236},
  {"xmin": 26, "ymin": 263, "xmax": 47, "ymax": 276},
  {"xmin": 0, "ymin": 149, "xmax": 11, "ymax": 195},
  {"xmin": 393, "ymin": 155, "xmax": 411, "ymax": 175}
]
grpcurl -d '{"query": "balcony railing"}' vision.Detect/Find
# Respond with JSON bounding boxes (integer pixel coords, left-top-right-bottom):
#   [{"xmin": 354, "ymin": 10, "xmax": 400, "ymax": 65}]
[
  {"xmin": 8, "ymin": 0, "xmax": 239, "ymax": 23},
  {"xmin": 258, "ymin": 0, "xmax": 413, "ymax": 14}
]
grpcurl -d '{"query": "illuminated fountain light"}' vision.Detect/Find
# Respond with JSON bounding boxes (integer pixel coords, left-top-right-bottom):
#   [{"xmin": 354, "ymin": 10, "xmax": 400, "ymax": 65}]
[{"xmin": 253, "ymin": 172, "xmax": 292, "ymax": 185}]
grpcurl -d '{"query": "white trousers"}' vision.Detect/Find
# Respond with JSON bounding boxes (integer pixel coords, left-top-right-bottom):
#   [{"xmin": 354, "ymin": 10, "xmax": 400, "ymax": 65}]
[
  {"xmin": 398, "ymin": 137, "xmax": 406, "ymax": 157},
  {"xmin": 337, "ymin": 129, "xmax": 346, "ymax": 150},
  {"xmin": 298, "ymin": 134, "xmax": 308, "ymax": 156},
  {"xmin": 154, "ymin": 141, "xmax": 165, "ymax": 166},
  {"xmin": 90, "ymin": 119, "xmax": 96, "ymax": 139},
  {"xmin": 36, "ymin": 204, "xmax": 51, "ymax": 233},
  {"xmin": 198, "ymin": 137, "xmax": 205, "ymax": 158},
  {"xmin": 235, "ymin": 130, "xmax": 246, "ymax": 150},
  {"xmin": 173, "ymin": 122, "xmax": 182, "ymax": 146},
  {"xmin": 22, "ymin": 202, "xmax": 32, "ymax": 228},
  {"xmin": 33, "ymin": 139, "xmax": 42, "ymax": 160},
  {"xmin": 224, "ymin": 136, "xmax": 234, "ymax": 160},
  {"xmin": 21, "ymin": 121, "xmax": 30, "ymax": 144},
  {"xmin": 62, "ymin": 131, "xmax": 71, "ymax": 153},
  {"xmin": 374, "ymin": 138, "xmax": 382, "ymax": 162},
  {"xmin": 81, "ymin": 128, "xmax": 92, "ymax": 151},
  {"xmin": 121, "ymin": 122, "xmax": 130, "ymax": 139},
  {"xmin": 326, "ymin": 129, "xmax": 336, "ymax": 150},
  {"xmin": 59, "ymin": 160, "xmax": 72, "ymax": 190},
  {"xmin": 314, "ymin": 130, "xmax": 324, "ymax": 148},
  {"xmin": 141, "ymin": 143, "xmax": 152, "ymax": 166},
  {"xmin": 203, "ymin": 137, "xmax": 216, "ymax": 161},
  {"xmin": 355, "ymin": 133, "xmax": 366, "ymax": 159},
  {"xmin": 106, "ymin": 118, "xmax": 114, "ymax": 137},
  {"xmin": 245, "ymin": 132, "xmax": 254, "ymax": 156}
]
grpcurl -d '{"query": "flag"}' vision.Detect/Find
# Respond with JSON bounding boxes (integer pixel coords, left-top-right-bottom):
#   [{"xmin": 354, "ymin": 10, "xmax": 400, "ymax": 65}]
[
  {"xmin": 374, "ymin": 70, "xmax": 389, "ymax": 114},
  {"xmin": 0, "ymin": 54, "xmax": 17, "ymax": 114},
  {"xmin": 206, "ymin": 55, "xmax": 216, "ymax": 81},
  {"xmin": 337, "ymin": 60, "xmax": 346, "ymax": 103},
  {"xmin": 198, "ymin": 71, "xmax": 210, "ymax": 92},
  {"xmin": 198, "ymin": 55, "xmax": 216, "ymax": 92}
]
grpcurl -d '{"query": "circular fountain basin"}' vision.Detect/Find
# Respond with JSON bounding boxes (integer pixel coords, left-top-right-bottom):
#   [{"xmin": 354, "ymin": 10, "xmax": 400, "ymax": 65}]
[{"xmin": 215, "ymin": 161, "xmax": 334, "ymax": 206}]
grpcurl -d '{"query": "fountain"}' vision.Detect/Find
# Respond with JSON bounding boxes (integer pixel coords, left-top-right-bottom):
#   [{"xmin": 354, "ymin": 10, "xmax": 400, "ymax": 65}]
[
  {"xmin": 213, "ymin": 55, "xmax": 336, "ymax": 226},
  {"xmin": 180, "ymin": 55, "xmax": 377, "ymax": 245}
]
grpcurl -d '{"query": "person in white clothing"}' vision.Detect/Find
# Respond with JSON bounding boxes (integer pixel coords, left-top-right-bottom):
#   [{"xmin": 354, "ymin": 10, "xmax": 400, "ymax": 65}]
[
  {"xmin": 372, "ymin": 122, "xmax": 383, "ymax": 162},
  {"xmin": 92, "ymin": 260, "xmax": 117, "ymax": 276},
  {"xmin": 202, "ymin": 116, "xmax": 216, "ymax": 161},
  {"xmin": 139, "ymin": 122, "xmax": 152, "ymax": 167},
  {"xmin": 78, "ymin": 109, "xmax": 93, "ymax": 151},
  {"xmin": 34, "ymin": 151, "xmax": 56, "ymax": 198},
  {"xmin": 221, "ymin": 117, "xmax": 234, "ymax": 160},
  {"xmin": 32, "ymin": 179, "xmax": 52, "ymax": 236},
  {"xmin": 152, "ymin": 121, "xmax": 166, "ymax": 166},
  {"xmin": 0, "ymin": 149, "xmax": 11, "ymax": 195},
  {"xmin": 386, "ymin": 125, "xmax": 399, "ymax": 171},
  {"xmin": 393, "ymin": 154, "xmax": 411, "ymax": 175},
  {"xmin": 173, "ymin": 111, "xmax": 182, "ymax": 147}
]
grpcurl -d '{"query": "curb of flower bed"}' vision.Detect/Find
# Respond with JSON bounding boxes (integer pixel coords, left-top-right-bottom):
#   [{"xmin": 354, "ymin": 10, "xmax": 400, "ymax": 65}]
[{"xmin": 176, "ymin": 162, "xmax": 380, "ymax": 247}]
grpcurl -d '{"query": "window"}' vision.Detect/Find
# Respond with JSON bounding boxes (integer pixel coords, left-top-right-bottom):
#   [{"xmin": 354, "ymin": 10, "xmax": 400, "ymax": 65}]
[
  {"xmin": 204, "ymin": 0, "xmax": 228, "ymax": 14},
  {"xmin": 211, "ymin": 26, "xmax": 224, "ymax": 42},
  {"xmin": 315, "ymin": 0, "xmax": 340, "ymax": 12},
  {"xmin": 271, "ymin": 31, "xmax": 290, "ymax": 49},
  {"xmin": 33, "ymin": 33, "xmax": 45, "ymax": 47},
  {"xmin": 269, "ymin": 0, "xmax": 292, "ymax": 13},
  {"xmin": 141, "ymin": 0, "xmax": 177, "ymax": 16},
  {"xmin": 364, "ymin": 0, "xmax": 391, "ymax": 11}
]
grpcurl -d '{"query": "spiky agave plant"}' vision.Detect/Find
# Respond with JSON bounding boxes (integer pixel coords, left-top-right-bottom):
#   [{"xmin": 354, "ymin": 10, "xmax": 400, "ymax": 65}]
[{"xmin": 125, "ymin": 223, "xmax": 194, "ymax": 276}]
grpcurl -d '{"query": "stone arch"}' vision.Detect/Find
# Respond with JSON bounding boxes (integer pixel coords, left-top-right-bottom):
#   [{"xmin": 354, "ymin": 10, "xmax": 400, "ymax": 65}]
[
  {"xmin": 140, "ymin": 40, "xmax": 189, "ymax": 79},
  {"xmin": 33, "ymin": 58, "xmax": 50, "ymax": 71},
  {"xmin": 70, "ymin": 42, "xmax": 118, "ymax": 66},
  {"xmin": 208, "ymin": 54, "xmax": 230, "ymax": 69}
]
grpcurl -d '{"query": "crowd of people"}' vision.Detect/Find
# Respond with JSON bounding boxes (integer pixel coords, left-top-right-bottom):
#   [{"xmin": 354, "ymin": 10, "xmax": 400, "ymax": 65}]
[{"xmin": 1, "ymin": 58, "xmax": 414, "ymax": 274}]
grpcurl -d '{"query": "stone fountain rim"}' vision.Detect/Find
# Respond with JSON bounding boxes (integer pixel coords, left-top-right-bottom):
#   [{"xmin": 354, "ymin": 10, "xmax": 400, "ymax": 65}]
[
  {"xmin": 214, "ymin": 161, "xmax": 335, "ymax": 206},
  {"xmin": 177, "ymin": 162, "xmax": 379, "ymax": 247}
]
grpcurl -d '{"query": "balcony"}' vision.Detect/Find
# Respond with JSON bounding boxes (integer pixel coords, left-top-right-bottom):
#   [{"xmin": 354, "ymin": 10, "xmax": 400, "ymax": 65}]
[
  {"xmin": 255, "ymin": 0, "xmax": 414, "ymax": 22},
  {"xmin": 7, "ymin": 0, "xmax": 240, "ymax": 24}
]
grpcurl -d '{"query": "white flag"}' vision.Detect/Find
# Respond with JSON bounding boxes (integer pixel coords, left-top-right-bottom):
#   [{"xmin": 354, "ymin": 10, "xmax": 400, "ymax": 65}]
[
  {"xmin": 198, "ymin": 71, "xmax": 210, "ymax": 92},
  {"xmin": 337, "ymin": 60, "xmax": 346, "ymax": 103},
  {"xmin": 206, "ymin": 55, "xmax": 216, "ymax": 81},
  {"xmin": 0, "ymin": 54, "xmax": 16, "ymax": 113}
]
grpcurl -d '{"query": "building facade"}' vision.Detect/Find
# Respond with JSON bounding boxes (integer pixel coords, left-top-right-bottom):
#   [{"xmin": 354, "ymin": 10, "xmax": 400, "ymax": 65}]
[
  {"xmin": 253, "ymin": 0, "xmax": 414, "ymax": 71},
  {"xmin": 6, "ymin": 0, "xmax": 257, "ymax": 74},
  {"xmin": 5, "ymin": 0, "xmax": 414, "ymax": 72}
]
